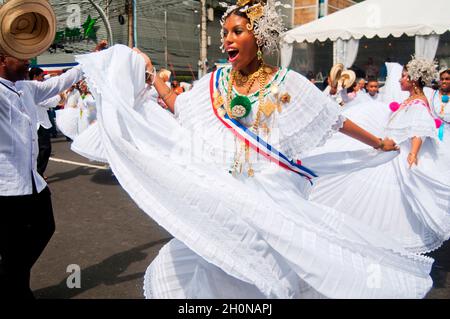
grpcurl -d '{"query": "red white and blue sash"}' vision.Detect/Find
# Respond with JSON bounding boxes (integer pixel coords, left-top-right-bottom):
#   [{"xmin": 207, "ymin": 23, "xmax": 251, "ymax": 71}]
[{"xmin": 209, "ymin": 68, "xmax": 318, "ymax": 182}]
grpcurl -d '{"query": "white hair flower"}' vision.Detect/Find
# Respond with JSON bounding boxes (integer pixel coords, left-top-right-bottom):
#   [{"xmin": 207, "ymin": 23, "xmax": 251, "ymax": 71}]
[
  {"xmin": 219, "ymin": 0, "xmax": 289, "ymax": 53},
  {"xmin": 406, "ymin": 55, "xmax": 439, "ymax": 86}
]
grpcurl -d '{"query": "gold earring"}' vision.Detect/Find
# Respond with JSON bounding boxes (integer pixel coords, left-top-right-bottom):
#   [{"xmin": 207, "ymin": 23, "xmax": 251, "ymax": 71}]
[{"xmin": 257, "ymin": 49, "xmax": 263, "ymax": 61}]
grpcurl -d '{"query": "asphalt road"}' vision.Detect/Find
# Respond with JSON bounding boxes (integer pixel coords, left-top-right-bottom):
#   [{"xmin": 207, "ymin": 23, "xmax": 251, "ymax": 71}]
[{"xmin": 30, "ymin": 136, "xmax": 450, "ymax": 299}]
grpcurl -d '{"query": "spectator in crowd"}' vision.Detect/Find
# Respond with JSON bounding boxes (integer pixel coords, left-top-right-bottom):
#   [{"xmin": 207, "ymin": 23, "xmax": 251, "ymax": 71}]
[
  {"xmin": 356, "ymin": 78, "xmax": 366, "ymax": 93},
  {"xmin": 366, "ymin": 77, "xmax": 380, "ymax": 100}
]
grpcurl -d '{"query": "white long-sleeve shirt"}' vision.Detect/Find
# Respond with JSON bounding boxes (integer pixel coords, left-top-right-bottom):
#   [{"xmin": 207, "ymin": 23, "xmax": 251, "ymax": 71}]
[
  {"xmin": 36, "ymin": 94, "xmax": 62, "ymax": 130},
  {"xmin": 323, "ymin": 86, "xmax": 350, "ymax": 105},
  {"xmin": 0, "ymin": 66, "xmax": 83, "ymax": 196}
]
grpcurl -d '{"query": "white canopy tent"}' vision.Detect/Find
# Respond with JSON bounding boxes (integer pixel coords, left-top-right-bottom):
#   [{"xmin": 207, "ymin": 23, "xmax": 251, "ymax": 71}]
[{"xmin": 281, "ymin": 0, "xmax": 450, "ymax": 68}]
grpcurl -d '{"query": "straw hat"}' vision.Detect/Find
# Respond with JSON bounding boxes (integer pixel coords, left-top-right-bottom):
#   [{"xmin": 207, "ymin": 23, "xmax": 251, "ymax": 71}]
[
  {"xmin": 329, "ymin": 63, "xmax": 344, "ymax": 88},
  {"xmin": 0, "ymin": 0, "xmax": 56, "ymax": 60},
  {"xmin": 339, "ymin": 70, "xmax": 356, "ymax": 89}
]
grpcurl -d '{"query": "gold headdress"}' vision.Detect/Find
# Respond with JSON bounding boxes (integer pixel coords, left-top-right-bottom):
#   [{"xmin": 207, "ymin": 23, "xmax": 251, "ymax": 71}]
[
  {"xmin": 219, "ymin": 0, "xmax": 290, "ymax": 53},
  {"xmin": 237, "ymin": 0, "xmax": 251, "ymax": 6},
  {"xmin": 245, "ymin": 3, "xmax": 264, "ymax": 31}
]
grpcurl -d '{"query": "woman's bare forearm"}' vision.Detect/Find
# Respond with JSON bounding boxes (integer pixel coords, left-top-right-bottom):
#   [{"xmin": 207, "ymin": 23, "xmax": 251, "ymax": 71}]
[
  {"xmin": 152, "ymin": 75, "xmax": 177, "ymax": 113},
  {"xmin": 410, "ymin": 136, "xmax": 422, "ymax": 156},
  {"xmin": 339, "ymin": 119, "xmax": 381, "ymax": 148}
]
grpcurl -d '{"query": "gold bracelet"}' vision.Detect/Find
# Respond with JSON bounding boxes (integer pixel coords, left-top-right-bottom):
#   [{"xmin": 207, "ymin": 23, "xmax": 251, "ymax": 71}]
[{"xmin": 373, "ymin": 138, "xmax": 384, "ymax": 150}]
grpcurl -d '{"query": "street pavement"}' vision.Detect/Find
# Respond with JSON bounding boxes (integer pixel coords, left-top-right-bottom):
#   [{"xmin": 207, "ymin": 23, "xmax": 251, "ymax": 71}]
[{"xmin": 30, "ymin": 136, "xmax": 450, "ymax": 299}]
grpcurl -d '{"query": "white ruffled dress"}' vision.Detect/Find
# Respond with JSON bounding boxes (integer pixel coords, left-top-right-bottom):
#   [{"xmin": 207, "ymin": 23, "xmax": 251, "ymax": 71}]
[
  {"xmin": 57, "ymin": 89, "xmax": 107, "ymax": 162},
  {"xmin": 75, "ymin": 45, "xmax": 434, "ymax": 299},
  {"xmin": 308, "ymin": 64, "xmax": 450, "ymax": 254},
  {"xmin": 55, "ymin": 89, "xmax": 81, "ymax": 140}
]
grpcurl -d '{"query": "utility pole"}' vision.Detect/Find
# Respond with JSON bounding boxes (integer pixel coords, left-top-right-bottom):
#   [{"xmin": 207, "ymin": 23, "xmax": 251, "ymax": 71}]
[
  {"xmin": 164, "ymin": 8, "xmax": 168, "ymax": 68},
  {"xmin": 127, "ymin": 0, "xmax": 134, "ymax": 47},
  {"xmin": 133, "ymin": 0, "xmax": 138, "ymax": 47},
  {"xmin": 199, "ymin": 0, "xmax": 208, "ymax": 78}
]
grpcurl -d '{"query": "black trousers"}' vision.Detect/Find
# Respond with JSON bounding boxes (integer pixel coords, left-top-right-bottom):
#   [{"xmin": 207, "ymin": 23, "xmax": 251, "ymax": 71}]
[
  {"xmin": 47, "ymin": 110, "xmax": 58, "ymax": 138},
  {"xmin": 0, "ymin": 187, "xmax": 55, "ymax": 299},
  {"xmin": 37, "ymin": 126, "xmax": 52, "ymax": 177}
]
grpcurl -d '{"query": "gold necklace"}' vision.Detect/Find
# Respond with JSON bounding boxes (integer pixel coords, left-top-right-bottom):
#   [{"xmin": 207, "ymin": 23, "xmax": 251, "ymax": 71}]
[
  {"xmin": 234, "ymin": 64, "xmax": 265, "ymax": 93},
  {"xmin": 228, "ymin": 66, "xmax": 269, "ymax": 177}
]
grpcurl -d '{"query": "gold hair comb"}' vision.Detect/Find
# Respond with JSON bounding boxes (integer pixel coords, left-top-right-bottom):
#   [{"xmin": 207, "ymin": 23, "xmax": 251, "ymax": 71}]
[
  {"xmin": 237, "ymin": 0, "xmax": 252, "ymax": 6},
  {"xmin": 246, "ymin": 3, "xmax": 264, "ymax": 31}
]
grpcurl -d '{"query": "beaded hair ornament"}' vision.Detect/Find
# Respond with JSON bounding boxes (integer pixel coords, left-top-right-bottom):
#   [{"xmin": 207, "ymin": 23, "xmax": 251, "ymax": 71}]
[
  {"xmin": 406, "ymin": 55, "xmax": 439, "ymax": 86},
  {"xmin": 219, "ymin": 0, "xmax": 290, "ymax": 53}
]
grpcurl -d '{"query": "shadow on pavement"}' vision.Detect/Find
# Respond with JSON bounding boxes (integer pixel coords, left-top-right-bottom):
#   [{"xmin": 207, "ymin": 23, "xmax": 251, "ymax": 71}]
[
  {"xmin": 51, "ymin": 137, "xmax": 72, "ymax": 144},
  {"xmin": 91, "ymin": 168, "xmax": 119, "ymax": 186},
  {"xmin": 46, "ymin": 166, "xmax": 98, "ymax": 184},
  {"xmin": 33, "ymin": 238, "xmax": 171, "ymax": 299}
]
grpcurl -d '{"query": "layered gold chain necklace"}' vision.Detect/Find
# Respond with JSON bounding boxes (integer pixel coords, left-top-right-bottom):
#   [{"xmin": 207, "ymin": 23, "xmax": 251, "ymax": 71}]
[
  {"xmin": 226, "ymin": 65, "xmax": 270, "ymax": 177},
  {"xmin": 233, "ymin": 64, "xmax": 265, "ymax": 93}
]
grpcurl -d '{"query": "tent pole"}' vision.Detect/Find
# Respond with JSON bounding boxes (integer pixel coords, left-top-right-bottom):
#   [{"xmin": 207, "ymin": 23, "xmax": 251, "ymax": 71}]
[{"xmin": 332, "ymin": 41, "xmax": 337, "ymax": 65}]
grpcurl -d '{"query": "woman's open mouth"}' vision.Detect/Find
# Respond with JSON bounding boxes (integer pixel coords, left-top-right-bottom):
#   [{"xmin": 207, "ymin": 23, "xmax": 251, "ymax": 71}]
[{"xmin": 227, "ymin": 48, "xmax": 240, "ymax": 63}]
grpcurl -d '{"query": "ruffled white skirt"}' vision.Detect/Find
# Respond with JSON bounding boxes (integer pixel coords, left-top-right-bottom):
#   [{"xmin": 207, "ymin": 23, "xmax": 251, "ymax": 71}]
[
  {"xmin": 308, "ymin": 100, "xmax": 450, "ymax": 254},
  {"xmin": 55, "ymin": 107, "xmax": 80, "ymax": 140},
  {"xmin": 74, "ymin": 45, "xmax": 434, "ymax": 299},
  {"xmin": 71, "ymin": 121, "xmax": 108, "ymax": 163}
]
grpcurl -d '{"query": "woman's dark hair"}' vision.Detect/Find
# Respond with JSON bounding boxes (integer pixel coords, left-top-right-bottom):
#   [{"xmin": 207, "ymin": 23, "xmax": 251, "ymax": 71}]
[
  {"xmin": 228, "ymin": 7, "xmax": 248, "ymax": 19},
  {"xmin": 440, "ymin": 69, "xmax": 450, "ymax": 77}
]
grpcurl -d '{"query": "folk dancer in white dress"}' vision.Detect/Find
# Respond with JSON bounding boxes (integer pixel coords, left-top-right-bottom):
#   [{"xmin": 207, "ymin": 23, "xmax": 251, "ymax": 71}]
[
  {"xmin": 70, "ymin": 80, "xmax": 107, "ymax": 163},
  {"xmin": 56, "ymin": 80, "xmax": 107, "ymax": 162},
  {"xmin": 74, "ymin": 0, "xmax": 435, "ymax": 298},
  {"xmin": 55, "ymin": 82, "xmax": 81, "ymax": 140},
  {"xmin": 308, "ymin": 57, "xmax": 450, "ymax": 254}
]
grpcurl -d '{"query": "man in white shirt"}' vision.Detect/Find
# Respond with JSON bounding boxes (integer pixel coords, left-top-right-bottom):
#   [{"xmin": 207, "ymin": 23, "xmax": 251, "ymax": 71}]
[{"xmin": 0, "ymin": 53, "xmax": 83, "ymax": 299}]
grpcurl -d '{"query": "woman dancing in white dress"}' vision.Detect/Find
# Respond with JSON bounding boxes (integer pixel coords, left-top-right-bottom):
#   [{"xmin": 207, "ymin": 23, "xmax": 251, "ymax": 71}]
[
  {"xmin": 308, "ymin": 58, "xmax": 450, "ymax": 254},
  {"xmin": 73, "ymin": 0, "xmax": 435, "ymax": 298}
]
